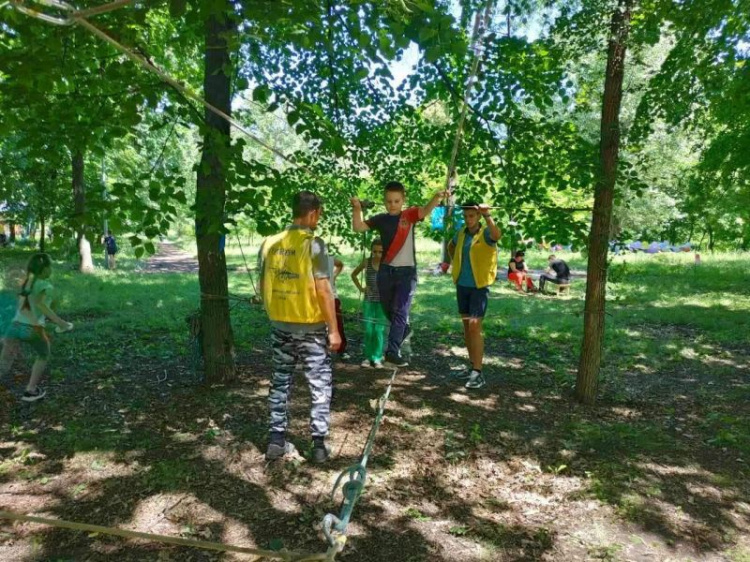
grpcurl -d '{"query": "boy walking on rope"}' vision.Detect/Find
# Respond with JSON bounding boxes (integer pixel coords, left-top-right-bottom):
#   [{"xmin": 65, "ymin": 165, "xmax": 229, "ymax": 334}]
[
  {"xmin": 447, "ymin": 202, "xmax": 500, "ymax": 389},
  {"xmin": 258, "ymin": 191, "xmax": 341, "ymax": 463},
  {"xmin": 351, "ymin": 182, "xmax": 446, "ymax": 367}
]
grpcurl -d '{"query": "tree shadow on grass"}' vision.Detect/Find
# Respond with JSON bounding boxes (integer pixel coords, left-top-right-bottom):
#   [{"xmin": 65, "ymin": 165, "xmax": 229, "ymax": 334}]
[{"xmin": 2, "ymin": 275, "xmax": 749, "ymax": 560}]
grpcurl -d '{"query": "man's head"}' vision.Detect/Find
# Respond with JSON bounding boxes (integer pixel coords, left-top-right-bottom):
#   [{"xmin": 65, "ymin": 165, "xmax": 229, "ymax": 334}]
[
  {"xmin": 548, "ymin": 254, "xmax": 556, "ymax": 262},
  {"xmin": 384, "ymin": 181, "xmax": 406, "ymax": 215},
  {"xmin": 292, "ymin": 191, "xmax": 323, "ymax": 230},
  {"xmin": 514, "ymin": 250, "xmax": 525, "ymax": 262},
  {"xmin": 461, "ymin": 201, "xmax": 481, "ymax": 230},
  {"xmin": 371, "ymin": 238, "xmax": 384, "ymax": 260}
]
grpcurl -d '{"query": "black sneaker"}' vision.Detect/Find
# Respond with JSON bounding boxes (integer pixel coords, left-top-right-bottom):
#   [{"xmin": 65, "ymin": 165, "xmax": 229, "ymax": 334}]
[
  {"xmin": 384, "ymin": 353, "xmax": 408, "ymax": 367},
  {"xmin": 265, "ymin": 441, "xmax": 298, "ymax": 461},
  {"xmin": 311, "ymin": 442, "xmax": 331, "ymax": 464},
  {"xmin": 21, "ymin": 387, "xmax": 46, "ymax": 402}
]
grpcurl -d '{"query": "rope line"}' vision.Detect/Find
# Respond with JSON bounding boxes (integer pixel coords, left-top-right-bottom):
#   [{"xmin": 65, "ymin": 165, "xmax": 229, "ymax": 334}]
[
  {"xmin": 234, "ymin": 232, "xmax": 260, "ymax": 297},
  {"xmin": 0, "ymin": 510, "xmax": 335, "ymax": 561},
  {"xmin": 444, "ymin": 0, "xmax": 496, "ymax": 195},
  {"xmin": 322, "ymin": 367, "xmax": 398, "ymax": 549},
  {"xmin": 8, "ymin": 0, "xmax": 296, "ymax": 165}
]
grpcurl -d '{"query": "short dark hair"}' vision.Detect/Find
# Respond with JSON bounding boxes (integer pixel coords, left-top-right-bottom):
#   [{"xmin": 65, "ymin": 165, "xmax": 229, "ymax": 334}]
[
  {"xmin": 371, "ymin": 238, "xmax": 383, "ymax": 249},
  {"xmin": 292, "ymin": 191, "xmax": 322, "ymax": 218},
  {"xmin": 384, "ymin": 181, "xmax": 405, "ymax": 195},
  {"xmin": 460, "ymin": 201, "xmax": 480, "ymax": 210},
  {"xmin": 515, "ymin": 250, "xmax": 525, "ymax": 258},
  {"xmin": 548, "ymin": 254, "xmax": 556, "ymax": 260}
]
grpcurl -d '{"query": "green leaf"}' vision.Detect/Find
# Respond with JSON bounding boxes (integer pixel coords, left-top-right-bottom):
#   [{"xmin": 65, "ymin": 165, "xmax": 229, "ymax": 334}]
[
  {"xmin": 253, "ymin": 85, "xmax": 270, "ymax": 104},
  {"xmin": 419, "ymin": 27, "xmax": 437, "ymax": 42},
  {"xmin": 134, "ymin": 246, "xmax": 145, "ymax": 259}
]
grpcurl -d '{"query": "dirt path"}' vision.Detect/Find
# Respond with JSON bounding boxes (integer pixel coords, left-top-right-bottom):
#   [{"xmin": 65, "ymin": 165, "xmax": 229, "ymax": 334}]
[{"xmin": 143, "ymin": 242, "xmax": 199, "ymax": 274}]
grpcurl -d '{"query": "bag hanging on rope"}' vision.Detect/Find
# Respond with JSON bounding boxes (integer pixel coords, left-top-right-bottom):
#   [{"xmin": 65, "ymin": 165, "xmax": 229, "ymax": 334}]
[{"xmin": 430, "ymin": 206, "xmax": 446, "ymax": 231}]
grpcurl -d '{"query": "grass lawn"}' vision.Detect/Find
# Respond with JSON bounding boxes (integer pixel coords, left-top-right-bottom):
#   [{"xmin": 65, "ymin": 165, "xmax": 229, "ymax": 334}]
[{"xmin": 0, "ymin": 239, "xmax": 749, "ymax": 561}]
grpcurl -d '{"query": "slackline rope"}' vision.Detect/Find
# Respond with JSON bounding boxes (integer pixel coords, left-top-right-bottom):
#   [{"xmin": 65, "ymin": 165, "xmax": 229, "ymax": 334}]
[{"xmin": 0, "ymin": 510, "xmax": 336, "ymax": 561}]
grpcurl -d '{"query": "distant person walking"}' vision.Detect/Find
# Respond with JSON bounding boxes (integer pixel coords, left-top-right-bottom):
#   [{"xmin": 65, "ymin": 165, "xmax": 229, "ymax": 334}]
[
  {"xmin": 103, "ymin": 231, "xmax": 118, "ymax": 270},
  {"xmin": 0, "ymin": 253, "xmax": 73, "ymax": 402}
]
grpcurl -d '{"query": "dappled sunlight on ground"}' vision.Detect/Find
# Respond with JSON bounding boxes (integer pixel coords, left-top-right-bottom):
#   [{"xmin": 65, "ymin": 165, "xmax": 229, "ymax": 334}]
[{"xmin": 1, "ymin": 248, "xmax": 750, "ymax": 560}]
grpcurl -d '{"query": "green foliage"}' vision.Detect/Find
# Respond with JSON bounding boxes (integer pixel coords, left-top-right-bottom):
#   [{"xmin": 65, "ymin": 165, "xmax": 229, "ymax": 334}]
[{"xmin": 0, "ymin": 0, "xmax": 747, "ymax": 253}]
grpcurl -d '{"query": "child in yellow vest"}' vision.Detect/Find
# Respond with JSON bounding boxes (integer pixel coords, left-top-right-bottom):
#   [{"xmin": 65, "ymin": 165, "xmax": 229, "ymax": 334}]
[
  {"xmin": 447, "ymin": 201, "xmax": 501, "ymax": 389},
  {"xmin": 258, "ymin": 191, "xmax": 341, "ymax": 463}
]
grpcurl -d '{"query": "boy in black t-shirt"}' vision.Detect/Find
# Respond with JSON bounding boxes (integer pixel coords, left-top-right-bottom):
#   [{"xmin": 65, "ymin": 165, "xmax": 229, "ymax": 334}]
[{"xmin": 539, "ymin": 255, "xmax": 571, "ymax": 293}]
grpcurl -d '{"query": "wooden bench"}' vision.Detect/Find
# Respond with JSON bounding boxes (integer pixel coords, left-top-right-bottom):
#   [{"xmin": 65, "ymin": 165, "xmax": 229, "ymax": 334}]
[{"xmin": 556, "ymin": 283, "xmax": 571, "ymax": 295}]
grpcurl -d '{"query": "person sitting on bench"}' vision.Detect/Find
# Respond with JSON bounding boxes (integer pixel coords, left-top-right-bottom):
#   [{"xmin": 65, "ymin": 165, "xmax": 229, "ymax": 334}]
[
  {"xmin": 539, "ymin": 255, "xmax": 570, "ymax": 293},
  {"xmin": 507, "ymin": 250, "xmax": 536, "ymax": 292}
]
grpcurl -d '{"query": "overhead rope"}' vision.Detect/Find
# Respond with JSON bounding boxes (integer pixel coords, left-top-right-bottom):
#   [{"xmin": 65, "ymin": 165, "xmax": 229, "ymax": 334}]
[
  {"xmin": 8, "ymin": 0, "xmax": 296, "ymax": 165},
  {"xmin": 234, "ymin": 232, "xmax": 260, "ymax": 297},
  {"xmin": 444, "ymin": 0, "xmax": 496, "ymax": 196},
  {"xmin": 439, "ymin": 0, "xmax": 496, "ymax": 262}
]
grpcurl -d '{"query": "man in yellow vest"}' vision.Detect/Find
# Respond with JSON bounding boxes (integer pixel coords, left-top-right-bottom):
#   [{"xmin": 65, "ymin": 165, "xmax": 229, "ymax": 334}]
[
  {"xmin": 447, "ymin": 201, "xmax": 501, "ymax": 389},
  {"xmin": 259, "ymin": 191, "xmax": 341, "ymax": 463}
]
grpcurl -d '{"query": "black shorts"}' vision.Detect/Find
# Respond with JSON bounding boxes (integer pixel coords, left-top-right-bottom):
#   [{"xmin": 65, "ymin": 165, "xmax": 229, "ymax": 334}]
[{"xmin": 456, "ymin": 285, "xmax": 489, "ymax": 318}]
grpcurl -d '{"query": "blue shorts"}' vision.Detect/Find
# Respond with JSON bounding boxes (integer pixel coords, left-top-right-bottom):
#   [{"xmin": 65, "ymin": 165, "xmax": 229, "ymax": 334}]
[{"xmin": 456, "ymin": 285, "xmax": 489, "ymax": 318}]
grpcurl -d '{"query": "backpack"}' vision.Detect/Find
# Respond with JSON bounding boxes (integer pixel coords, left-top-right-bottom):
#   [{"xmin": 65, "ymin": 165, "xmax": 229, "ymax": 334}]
[{"xmin": 105, "ymin": 236, "xmax": 118, "ymax": 254}]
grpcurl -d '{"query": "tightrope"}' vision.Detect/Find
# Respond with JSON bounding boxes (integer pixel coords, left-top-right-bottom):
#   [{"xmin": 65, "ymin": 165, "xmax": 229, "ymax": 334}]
[
  {"xmin": 0, "ymin": 510, "xmax": 336, "ymax": 561},
  {"xmin": 322, "ymin": 367, "xmax": 399, "ymax": 549}
]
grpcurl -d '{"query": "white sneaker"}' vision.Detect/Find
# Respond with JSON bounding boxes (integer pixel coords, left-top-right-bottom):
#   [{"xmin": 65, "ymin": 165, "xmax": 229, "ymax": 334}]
[
  {"xmin": 360, "ymin": 360, "xmax": 372, "ymax": 368},
  {"xmin": 372, "ymin": 360, "xmax": 385, "ymax": 369},
  {"xmin": 465, "ymin": 371, "xmax": 486, "ymax": 389},
  {"xmin": 452, "ymin": 367, "xmax": 472, "ymax": 380}
]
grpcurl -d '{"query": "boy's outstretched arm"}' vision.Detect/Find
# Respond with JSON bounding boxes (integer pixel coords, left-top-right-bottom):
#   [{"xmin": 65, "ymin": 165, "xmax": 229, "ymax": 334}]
[
  {"xmin": 479, "ymin": 205, "xmax": 502, "ymax": 241},
  {"xmin": 351, "ymin": 198, "xmax": 370, "ymax": 233},
  {"xmin": 418, "ymin": 191, "xmax": 448, "ymax": 220}
]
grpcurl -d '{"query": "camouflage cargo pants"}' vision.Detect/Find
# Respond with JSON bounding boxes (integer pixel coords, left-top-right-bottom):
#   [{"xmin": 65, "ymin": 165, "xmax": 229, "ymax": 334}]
[{"xmin": 269, "ymin": 328, "xmax": 332, "ymax": 438}]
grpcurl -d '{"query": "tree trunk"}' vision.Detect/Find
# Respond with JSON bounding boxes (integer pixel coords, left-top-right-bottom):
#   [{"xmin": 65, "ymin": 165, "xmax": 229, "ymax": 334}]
[
  {"xmin": 72, "ymin": 149, "xmax": 95, "ymax": 273},
  {"xmin": 40, "ymin": 213, "xmax": 46, "ymax": 253},
  {"xmin": 575, "ymin": 0, "xmax": 633, "ymax": 405},
  {"xmin": 195, "ymin": 3, "xmax": 235, "ymax": 383},
  {"xmin": 9, "ymin": 222, "xmax": 15, "ymax": 243}
]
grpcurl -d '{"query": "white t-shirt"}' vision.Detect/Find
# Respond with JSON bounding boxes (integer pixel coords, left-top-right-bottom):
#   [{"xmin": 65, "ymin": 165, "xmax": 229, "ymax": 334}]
[{"xmin": 327, "ymin": 257, "xmax": 338, "ymax": 299}]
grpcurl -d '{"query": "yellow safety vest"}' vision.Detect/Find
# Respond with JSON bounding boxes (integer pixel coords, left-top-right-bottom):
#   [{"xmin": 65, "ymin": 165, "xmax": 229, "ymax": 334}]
[
  {"xmin": 261, "ymin": 228, "xmax": 326, "ymax": 324},
  {"xmin": 452, "ymin": 226, "xmax": 498, "ymax": 289}
]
